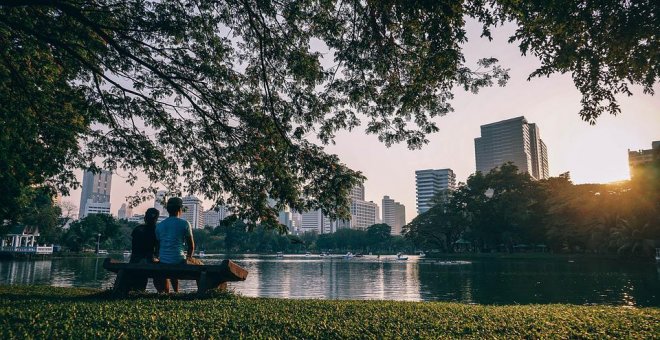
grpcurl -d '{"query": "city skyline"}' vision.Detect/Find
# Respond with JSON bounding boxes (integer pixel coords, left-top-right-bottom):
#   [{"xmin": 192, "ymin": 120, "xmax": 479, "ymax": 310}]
[{"xmin": 62, "ymin": 21, "xmax": 659, "ymax": 224}]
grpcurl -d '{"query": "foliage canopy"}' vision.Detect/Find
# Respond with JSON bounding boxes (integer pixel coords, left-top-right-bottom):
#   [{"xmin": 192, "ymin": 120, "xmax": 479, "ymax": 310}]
[{"xmin": 1, "ymin": 0, "xmax": 657, "ymax": 227}]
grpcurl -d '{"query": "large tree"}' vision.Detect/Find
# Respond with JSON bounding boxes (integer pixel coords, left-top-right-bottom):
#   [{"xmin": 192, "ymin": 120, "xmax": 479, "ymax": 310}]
[{"xmin": 1, "ymin": 0, "xmax": 657, "ymax": 228}]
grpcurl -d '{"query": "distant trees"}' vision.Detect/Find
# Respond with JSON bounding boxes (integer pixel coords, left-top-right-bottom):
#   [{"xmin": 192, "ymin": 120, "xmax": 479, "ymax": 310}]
[
  {"xmin": 404, "ymin": 163, "xmax": 660, "ymax": 258},
  {"xmin": 210, "ymin": 222, "xmax": 409, "ymax": 254},
  {"xmin": 62, "ymin": 214, "xmax": 121, "ymax": 252}
]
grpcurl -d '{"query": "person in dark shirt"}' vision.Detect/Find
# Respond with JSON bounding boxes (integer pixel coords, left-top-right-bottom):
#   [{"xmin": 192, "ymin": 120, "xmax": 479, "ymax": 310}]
[{"xmin": 128, "ymin": 208, "xmax": 161, "ymax": 291}]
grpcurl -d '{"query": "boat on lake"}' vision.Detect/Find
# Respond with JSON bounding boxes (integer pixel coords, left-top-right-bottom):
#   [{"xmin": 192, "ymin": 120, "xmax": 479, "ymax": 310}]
[
  {"xmin": 396, "ymin": 252, "xmax": 408, "ymax": 261},
  {"xmin": 344, "ymin": 252, "xmax": 354, "ymax": 259}
]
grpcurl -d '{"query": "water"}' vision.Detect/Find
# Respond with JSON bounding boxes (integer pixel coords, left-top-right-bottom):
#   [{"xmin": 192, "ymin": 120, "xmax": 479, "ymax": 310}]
[{"xmin": 1, "ymin": 254, "xmax": 658, "ymax": 306}]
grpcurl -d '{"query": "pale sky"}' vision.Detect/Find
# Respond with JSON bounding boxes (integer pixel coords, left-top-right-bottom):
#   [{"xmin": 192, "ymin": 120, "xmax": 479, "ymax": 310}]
[{"xmin": 63, "ymin": 21, "xmax": 660, "ymax": 222}]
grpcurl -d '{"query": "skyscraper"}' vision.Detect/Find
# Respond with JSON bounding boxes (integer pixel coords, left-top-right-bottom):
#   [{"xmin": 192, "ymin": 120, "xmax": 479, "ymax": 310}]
[
  {"xmin": 628, "ymin": 141, "xmax": 660, "ymax": 179},
  {"xmin": 382, "ymin": 196, "xmax": 406, "ymax": 235},
  {"xmin": 415, "ymin": 169, "xmax": 455, "ymax": 214},
  {"xmin": 117, "ymin": 203, "xmax": 133, "ymax": 220},
  {"xmin": 349, "ymin": 200, "xmax": 379, "ymax": 230},
  {"xmin": 154, "ymin": 190, "xmax": 167, "ymax": 216},
  {"xmin": 474, "ymin": 116, "xmax": 549, "ymax": 180},
  {"xmin": 78, "ymin": 169, "xmax": 112, "ymax": 218},
  {"xmin": 349, "ymin": 184, "xmax": 365, "ymax": 201},
  {"xmin": 203, "ymin": 206, "xmax": 228, "ymax": 228},
  {"xmin": 182, "ymin": 196, "xmax": 204, "ymax": 229},
  {"xmin": 300, "ymin": 209, "xmax": 333, "ymax": 234}
]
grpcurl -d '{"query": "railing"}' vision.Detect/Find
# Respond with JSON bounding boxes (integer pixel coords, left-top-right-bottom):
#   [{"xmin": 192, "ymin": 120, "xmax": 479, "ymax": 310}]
[
  {"xmin": 36, "ymin": 246, "xmax": 54, "ymax": 254},
  {"xmin": 0, "ymin": 246, "xmax": 53, "ymax": 254}
]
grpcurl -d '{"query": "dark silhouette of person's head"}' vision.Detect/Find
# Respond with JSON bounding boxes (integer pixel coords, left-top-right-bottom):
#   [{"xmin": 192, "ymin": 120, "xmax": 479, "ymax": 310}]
[
  {"xmin": 166, "ymin": 197, "xmax": 184, "ymax": 217},
  {"xmin": 144, "ymin": 208, "xmax": 160, "ymax": 225}
]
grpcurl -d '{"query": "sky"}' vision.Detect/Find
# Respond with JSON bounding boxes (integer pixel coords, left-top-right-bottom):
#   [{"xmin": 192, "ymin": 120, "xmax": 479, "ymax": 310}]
[{"xmin": 63, "ymin": 21, "xmax": 660, "ymax": 222}]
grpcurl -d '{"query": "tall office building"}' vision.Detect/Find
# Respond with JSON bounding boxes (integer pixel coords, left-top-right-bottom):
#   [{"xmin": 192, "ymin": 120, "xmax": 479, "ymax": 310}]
[
  {"xmin": 349, "ymin": 184, "xmax": 365, "ymax": 201},
  {"xmin": 474, "ymin": 116, "xmax": 549, "ymax": 180},
  {"xmin": 628, "ymin": 141, "xmax": 660, "ymax": 179},
  {"xmin": 334, "ymin": 184, "xmax": 379, "ymax": 230},
  {"xmin": 79, "ymin": 169, "xmax": 113, "ymax": 218},
  {"xmin": 415, "ymin": 169, "xmax": 456, "ymax": 214},
  {"xmin": 300, "ymin": 209, "xmax": 334, "ymax": 234},
  {"xmin": 203, "ymin": 206, "xmax": 228, "ymax": 228},
  {"xmin": 182, "ymin": 196, "xmax": 204, "ymax": 229},
  {"xmin": 349, "ymin": 200, "xmax": 379, "ymax": 230},
  {"xmin": 154, "ymin": 190, "xmax": 167, "ymax": 216},
  {"xmin": 117, "ymin": 203, "xmax": 133, "ymax": 220},
  {"xmin": 290, "ymin": 211, "xmax": 302, "ymax": 234},
  {"xmin": 382, "ymin": 196, "xmax": 406, "ymax": 235}
]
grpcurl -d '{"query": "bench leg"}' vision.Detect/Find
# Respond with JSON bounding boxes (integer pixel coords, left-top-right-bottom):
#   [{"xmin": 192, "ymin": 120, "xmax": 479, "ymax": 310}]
[
  {"xmin": 197, "ymin": 272, "xmax": 229, "ymax": 296},
  {"xmin": 112, "ymin": 269, "xmax": 129, "ymax": 297},
  {"xmin": 197, "ymin": 272, "xmax": 209, "ymax": 295}
]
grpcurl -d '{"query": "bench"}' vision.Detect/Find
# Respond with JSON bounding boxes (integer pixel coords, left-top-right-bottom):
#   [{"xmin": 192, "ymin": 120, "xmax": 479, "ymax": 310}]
[{"xmin": 103, "ymin": 258, "xmax": 248, "ymax": 296}]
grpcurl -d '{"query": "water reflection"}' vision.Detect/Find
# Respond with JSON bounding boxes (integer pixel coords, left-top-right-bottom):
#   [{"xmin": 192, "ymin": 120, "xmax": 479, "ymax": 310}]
[{"xmin": 0, "ymin": 256, "xmax": 658, "ymax": 306}]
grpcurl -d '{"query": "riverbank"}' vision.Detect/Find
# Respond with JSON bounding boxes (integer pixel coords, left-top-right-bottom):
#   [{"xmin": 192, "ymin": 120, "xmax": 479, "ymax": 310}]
[{"xmin": 1, "ymin": 286, "xmax": 658, "ymax": 338}]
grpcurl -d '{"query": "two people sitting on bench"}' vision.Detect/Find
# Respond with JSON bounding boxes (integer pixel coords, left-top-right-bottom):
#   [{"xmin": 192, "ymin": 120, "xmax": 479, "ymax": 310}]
[{"xmin": 129, "ymin": 196, "xmax": 202, "ymax": 293}]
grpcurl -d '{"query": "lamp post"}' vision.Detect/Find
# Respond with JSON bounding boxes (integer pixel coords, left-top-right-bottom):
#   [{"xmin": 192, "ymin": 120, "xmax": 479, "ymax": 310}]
[{"xmin": 96, "ymin": 233, "xmax": 101, "ymax": 254}]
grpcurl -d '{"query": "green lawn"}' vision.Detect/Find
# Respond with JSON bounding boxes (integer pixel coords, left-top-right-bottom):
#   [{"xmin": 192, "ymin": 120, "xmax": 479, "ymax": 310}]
[{"xmin": 1, "ymin": 286, "xmax": 658, "ymax": 339}]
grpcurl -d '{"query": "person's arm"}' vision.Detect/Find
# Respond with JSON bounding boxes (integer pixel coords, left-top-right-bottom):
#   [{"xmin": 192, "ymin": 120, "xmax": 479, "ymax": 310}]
[
  {"xmin": 154, "ymin": 240, "xmax": 160, "ymax": 261},
  {"xmin": 153, "ymin": 226, "xmax": 160, "ymax": 261},
  {"xmin": 185, "ymin": 223, "xmax": 195, "ymax": 259}
]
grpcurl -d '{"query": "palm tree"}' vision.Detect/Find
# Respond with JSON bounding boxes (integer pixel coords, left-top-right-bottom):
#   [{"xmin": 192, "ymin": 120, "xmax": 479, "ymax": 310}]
[{"xmin": 610, "ymin": 216, "xmax": 655, "ymax": 257}]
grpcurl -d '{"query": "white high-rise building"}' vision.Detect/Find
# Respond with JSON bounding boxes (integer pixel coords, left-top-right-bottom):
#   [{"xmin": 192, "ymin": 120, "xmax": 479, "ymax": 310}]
[
  {"xmin": 300, "ymin": 210, "xmax": 333, "ymax": 234},
  {"xmin": 154, "ymin": 190, "xmax": 167, "ymax": 216},
  {"xmin": 382, "ymin": 196, "xmax": 406, "ymax": 235},
  {"xmin": 290, "ymin": 211, "xmax": 302, "ymax": 234},
  {"xmin": 349, "ymin": 184, "xmax": 365, "ymax": 201},
  {"xmin": 349, "ymin": 200, "xmax": 378, "ymax": 230},
  {"xmin": 203, "ymin": 206, "xmax": 228, "ymax": 228},
  {"xmin": 117, "ymin": 203, "xmax": 133, "ymax": 220},
  {"xmin": 415, "ymin": 169, "xmax": 456, "ymax": 214},
  {"xmin": 79, "ymin": 169, "xmax": 112, "ymax": 219},
  {"xmin": 182, "ymin": 196, "xmax": 204, "ymax": 229},
  {"xmin": 334, "ymin": 183, "xmax": 380, "ymax": 230},
  {"xmin": 474, "ymin": 116, "xmax": 549, "ymax": 180}
]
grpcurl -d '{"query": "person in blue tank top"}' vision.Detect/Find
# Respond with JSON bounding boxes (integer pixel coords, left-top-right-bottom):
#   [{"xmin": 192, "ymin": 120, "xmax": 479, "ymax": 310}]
[{"xmin": 156, "ymin": 197, "xmax": 196, "ymax": 292}]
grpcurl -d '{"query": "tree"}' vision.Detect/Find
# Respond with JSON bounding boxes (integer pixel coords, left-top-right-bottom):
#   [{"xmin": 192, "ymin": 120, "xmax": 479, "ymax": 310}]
[
  {"xmin": 62, "ymin": 214, "xmax": 120, "ymax": 251},
  {"xmin": 404, "ymin": 189, "xmax": 467, "ymax": 252},
  {"xmin": 366, "ymin": 223, "xmax": 391, "ymax": 242},
  {"xmin": 1, "ymin": 1, "xmax": 656, "ymax": 226}
]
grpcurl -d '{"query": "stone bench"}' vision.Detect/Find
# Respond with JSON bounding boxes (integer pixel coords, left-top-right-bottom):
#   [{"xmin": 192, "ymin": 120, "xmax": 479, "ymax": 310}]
[{"xmin": 103, "ymin": 258, "xmax": 248, "ymax": 296}]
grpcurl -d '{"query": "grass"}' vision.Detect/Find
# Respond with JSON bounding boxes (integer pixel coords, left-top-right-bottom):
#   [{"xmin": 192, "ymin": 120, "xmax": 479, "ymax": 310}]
[{"xmin": 1, "ymin": 285, "xmax": 658, "ymax": 339}]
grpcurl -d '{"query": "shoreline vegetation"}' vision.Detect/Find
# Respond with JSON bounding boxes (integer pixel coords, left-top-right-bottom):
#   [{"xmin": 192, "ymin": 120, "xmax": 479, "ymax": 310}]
[
  {"xmin": 1, "ymin": 286, "xmax": 658, "ymax": 339},
  {"xmin": 1, "ymin": 251, "xmax": 654, "ymax": 263}
]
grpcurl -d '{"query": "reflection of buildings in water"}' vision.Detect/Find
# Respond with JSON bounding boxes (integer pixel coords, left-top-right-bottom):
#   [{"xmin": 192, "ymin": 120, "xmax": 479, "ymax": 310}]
[
  {"xmin": 380, "ymin": 262, "xmax": 421, "ymax": 301},
  {"xmin": 323, "ymin": 260, "xmax": 339, "ymax": 299},
  {"xmin": 374, "ymin": 262, "xmax": 385, "ymax": 300},
  {"xmin": 417, "ymin": 262, "xmax": 473, "ymax": 303},
  {"xmin": 403, "ymin": 262, "xmax": 421, "ymax": 300},
  {"xmin": 461, "ymin": 277, "xmax": 473, "ymax": 303},
  {"xmin": 1, "ymin": 260, "xmax": 52, "ymax": 285}
]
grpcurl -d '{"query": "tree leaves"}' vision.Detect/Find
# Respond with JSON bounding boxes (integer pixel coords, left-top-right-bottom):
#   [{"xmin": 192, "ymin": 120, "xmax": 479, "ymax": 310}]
[{"xmin": 1, "ymin": 0, "xmax": 655, "ymax": 227}]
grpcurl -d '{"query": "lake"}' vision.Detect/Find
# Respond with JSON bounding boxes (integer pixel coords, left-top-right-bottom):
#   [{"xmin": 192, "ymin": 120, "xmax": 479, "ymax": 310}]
[{"xmin": 1, "ymin": 254, "xmax": 659, "ymax": 306}]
